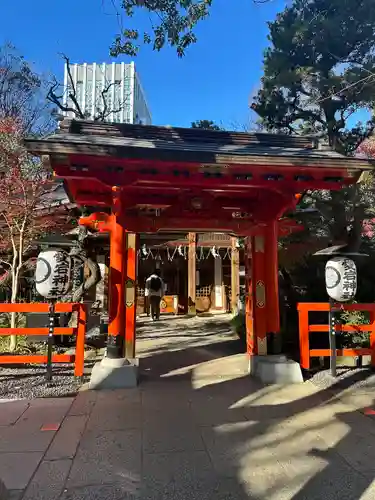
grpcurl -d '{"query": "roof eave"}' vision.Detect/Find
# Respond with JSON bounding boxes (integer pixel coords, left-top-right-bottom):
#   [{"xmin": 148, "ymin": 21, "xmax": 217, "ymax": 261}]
[{"xmin": 24, "ymin": 137, "xmax": 374, "ymax": 171}]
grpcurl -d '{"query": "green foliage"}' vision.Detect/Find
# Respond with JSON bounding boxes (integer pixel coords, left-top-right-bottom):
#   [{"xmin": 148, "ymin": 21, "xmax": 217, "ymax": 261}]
[
  {"xmin": 252, "ymin": 0, "xmax": 375, "ymax": 154},
  {"xmin": 230, "ymin": 312, "xmax": 246, "ymax": 343},
  {"xmin": 191, "ymin": 119, "xmax": 223, "ymax": 130},
  {"xmin": 110, "ymin": 0, "xmax": 213, "ymax": 57},
  {"xmin": 339, "ymin": 308, "xmax": 370, "ymax": 348}
]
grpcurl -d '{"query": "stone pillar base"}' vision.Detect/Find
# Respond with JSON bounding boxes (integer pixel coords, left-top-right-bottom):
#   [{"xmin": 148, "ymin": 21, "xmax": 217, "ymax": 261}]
[
  {"xmin": 248, "ymin": 355, "xmax": 304, "ymax": 384},
  {"xmin": 89, "ymin": 357, "xmax": 139, "ymax": 389}
]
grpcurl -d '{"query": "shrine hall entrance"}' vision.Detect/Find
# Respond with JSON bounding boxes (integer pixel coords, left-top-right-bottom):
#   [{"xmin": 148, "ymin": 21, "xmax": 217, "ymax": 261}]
[
  {"xmin": 136, "ymin": 232, "xmax": 244, "ymax": 316},
  {"xmin": 25, "ymin": 119, "xmax": 372, "ymax": 387}
]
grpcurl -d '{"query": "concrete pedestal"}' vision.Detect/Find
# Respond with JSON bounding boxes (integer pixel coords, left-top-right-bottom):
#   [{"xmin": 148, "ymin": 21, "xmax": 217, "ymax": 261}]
[
  {"xmin": 89, "ymin": 357, "xmax": 139, "ymax": 390},
  {"xmin": 248, "ymin": 355, "xmax": 304, "ymax": 384}
]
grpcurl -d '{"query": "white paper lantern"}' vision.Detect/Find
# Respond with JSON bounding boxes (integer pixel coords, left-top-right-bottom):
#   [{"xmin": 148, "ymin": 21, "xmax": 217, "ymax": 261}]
[
  {"xmin": 325, "ymin": 257, "xmax": 357, "ymax": 302},
  {"xmin": 35, "ymin": 250, "xmax": 72, "ymax": 299}
]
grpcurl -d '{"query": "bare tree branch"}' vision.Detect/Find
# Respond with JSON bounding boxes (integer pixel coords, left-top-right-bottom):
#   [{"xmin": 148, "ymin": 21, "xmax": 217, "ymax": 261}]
[{"xmin": 47, "ymin": 54, "xmax": 130, "ymax": 122}]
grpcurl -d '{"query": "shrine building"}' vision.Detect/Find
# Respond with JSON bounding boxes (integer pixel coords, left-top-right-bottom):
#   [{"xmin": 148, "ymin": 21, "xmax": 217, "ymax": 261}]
[{"xmin": 25, "ymin": 120, "xmax": 373, "ymax": 386}]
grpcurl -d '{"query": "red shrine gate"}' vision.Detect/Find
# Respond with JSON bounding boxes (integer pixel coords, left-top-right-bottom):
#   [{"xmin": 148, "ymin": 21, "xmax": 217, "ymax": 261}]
[{"xmin": 26, "ymin": 120, "xmax": 372, "ymax": 365}]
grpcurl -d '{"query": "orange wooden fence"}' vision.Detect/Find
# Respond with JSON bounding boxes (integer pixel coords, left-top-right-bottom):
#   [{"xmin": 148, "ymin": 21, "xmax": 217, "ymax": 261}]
[
  {"xmin": 0, "ymin": 302, "xmax": 87, "ymax": 377},
  {"xmin": 297, "ymin": 302, "xmax": 375, "ymax": 370}
]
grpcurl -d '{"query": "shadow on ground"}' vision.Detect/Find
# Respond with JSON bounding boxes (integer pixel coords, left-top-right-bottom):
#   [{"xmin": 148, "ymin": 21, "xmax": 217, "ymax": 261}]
[{"xmin": 2, "ymin": 315, "xmax": 375, "ymax": 499}]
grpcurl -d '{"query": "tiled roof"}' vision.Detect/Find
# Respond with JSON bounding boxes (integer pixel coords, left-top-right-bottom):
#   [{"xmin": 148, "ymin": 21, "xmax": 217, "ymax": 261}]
[{"xmin": 24, "ymin": 119, "xmax": 375, "ymax": 170}]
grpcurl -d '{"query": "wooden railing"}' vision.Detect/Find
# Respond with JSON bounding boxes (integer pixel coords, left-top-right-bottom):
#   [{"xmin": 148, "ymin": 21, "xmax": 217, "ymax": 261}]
[
  {"xmin": 297, "ymin": 302, "xmax": 375, "ymax": 370},
  {"xmin": 0, "ymin": 302, "xmax": 87, "ymax": 377}
]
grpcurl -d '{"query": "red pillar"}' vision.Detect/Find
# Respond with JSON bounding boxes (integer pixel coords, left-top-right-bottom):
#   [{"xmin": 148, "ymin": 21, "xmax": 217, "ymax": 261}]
[
  {"xmin": 251, "ymin": 232, "xmax": 267, "ymax": 355},
  {"xmin": 264, "ymin": 220, "xmax": 280, "ymax": 337},
  {"xmin": 245, "ymin": 237, "xmax": 256, "ymax": 355},
  {"xmin": 125, "ymin": 232, "xmax": 138, "ymax": 359},
  {"xmin": 107, "ymin": 186, "xmax": 126, "ymax": 358}
]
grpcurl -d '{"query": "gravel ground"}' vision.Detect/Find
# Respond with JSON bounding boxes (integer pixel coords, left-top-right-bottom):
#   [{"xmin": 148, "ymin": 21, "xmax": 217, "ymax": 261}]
[
  {"xmin": 309, "ymin": 366, "xmax": 375, "ymax": 392},
  {"xmin": 0, "ymin": 327, "xmax": 105, "ymax": 400},
  {"xmin": 0, "ymin": 361, "xmax": 96, "ymax": 400}
]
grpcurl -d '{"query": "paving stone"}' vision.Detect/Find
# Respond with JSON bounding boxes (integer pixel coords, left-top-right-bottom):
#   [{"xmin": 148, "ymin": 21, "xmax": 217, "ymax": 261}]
[
  {"xmin": 141, "ymin": 451, "xmax": 229, "ymax": 500},
  {"xmin": 19, "ymin": 399, "xmax": 73, "ymax": 428},
  {"xmin": 0, "ymin": 452, "xmax": 43, "ymax": 490},
  {"xmin": 330, "ymin": 430, "xmax": 375, "ymax": 480},
  {"xmin": 68, "ymin": 392, "xmax": 97, "ymax": 416},
  {"xmin": 0, "ymin": 401, "xmax": 29, "ymax": 426},
  {"xmin": 86, "ymin": 401, "xmax": 141, "ymax": 431},
  {"xmin": 23, "ymin": 459, "xmax": 71, "ymax": 500},
  {"xmin": 143, "ymin": 420, "xmax": 205, "ymax": 453},
  {"xmin": 61, "ymin": 483, "xmax": 140, "ymax": 500},
  {"xmin": 67, "ymin": 429, "xmax": 141, "ymax": 488},
  {"xmin": 45, "ymin": 415, "xmax": 88, "ymax": 460},
  {"xmin": 141, "ymin": 476, "xmax": 253, "ymax": 500},
  {"xmin": 200, "ymin": 421, "xmax": 259, "ymax": 477},
  {"xmin": 8, "ymin": 491, "xmax": 24, "ymax": 500},
  {"xmin": 96, "ymin": 388, "xmax": 141, "ymax": 405},
  {"xmin": 266, "ymin": 449, "xmax": 373, "ymax": 500},
  {"xmin": 0, "ymin": 424, "xmax": 55, "ymax": 453},
  {"xmin": 28, "ymin": 398, "xmax": 74, "ymax": 412},
  {"xmin": 190, "ymin": 401, "xmax": 247, "ymax": 426},
  {"xmin": 142, "ymin": 450, "xmax": 213, "ymax": 490}
]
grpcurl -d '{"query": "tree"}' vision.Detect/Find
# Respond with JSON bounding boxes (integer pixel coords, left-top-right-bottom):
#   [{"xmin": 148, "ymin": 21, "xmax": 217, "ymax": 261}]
[
  {"xmin": 250, "ymin": 0, "xmax": 375, "ymax": 251},
  {"xmin": 110, "ymin": 0, "xmax": 212, "ymax": 57},
  {"xmin": 0, "ymin": 43, "xmax": 55, "ymax": 135},
  {"xmin": 108, "ymin": 0, "xmax": 273, "ymax": 57},
  {"xmin": 251, "ymin": 0, "xmax": 375, "ymax": 154},
  {"xmin": 47, "ymin": 55, "xmax": 130, "ymax": 121},
  {"xmin": 357, "ymin": 136, "xmax": 375, "ymax": 159},
  {"xmin": 0, "ymin": 118, "xmax": 74, "ymax": 351},
  {"xmin": 191, "ymin": 119, "xmax": 223, "ymax": 130}
]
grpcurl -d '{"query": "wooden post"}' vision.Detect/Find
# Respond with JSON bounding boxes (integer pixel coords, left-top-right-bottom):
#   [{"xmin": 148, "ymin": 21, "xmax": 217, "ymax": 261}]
[
  {"xmin": 369, "ymin": 309, "xmax": 375, "ymax": 369},
  {"xmin": 251, "ymin": 232, "xmax": 267, "ymax": 355},
  {"xmin": 188, "ymin": 232, "xmax": 196, "ymax": 315},
  {"xmin": 264, "ymin": 221, "xmax": 281, "ymax": 353},
  {"xmin": 231, "ymin": 237, "xmax": 240, "ymax": 315},
  {"xmin": 107, "ymin": 186, "xmax": 126, "ymax": 358},
  {"xmin": 244, "ymin": 237, "xmax": 255, "ymax": 355},
  {"xmin": 125, "ymin": 232, "xmax": 138, "ymax": 359},
  {"xmin": 298, "ymin": 305, "xmax": 310, "ymax": 370},
  {"xmin": 75, "ymin": 303, "xmax": 86, "ymax": 377}
]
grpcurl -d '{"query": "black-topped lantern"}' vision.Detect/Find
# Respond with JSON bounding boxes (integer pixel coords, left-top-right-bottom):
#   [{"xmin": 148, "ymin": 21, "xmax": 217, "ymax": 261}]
[{"xmin": 313, "ymin": 244, "xmax": 369, "ymax": 377}]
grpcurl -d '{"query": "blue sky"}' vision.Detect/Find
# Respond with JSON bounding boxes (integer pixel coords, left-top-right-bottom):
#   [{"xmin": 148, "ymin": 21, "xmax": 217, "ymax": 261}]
[{"xmin": 1, "ymin": 0, "xmax": 288, "ymax": 128}]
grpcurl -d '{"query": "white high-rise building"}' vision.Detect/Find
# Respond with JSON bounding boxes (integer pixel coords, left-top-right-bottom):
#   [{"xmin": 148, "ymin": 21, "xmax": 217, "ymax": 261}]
[{"xmin": 63, "ymin": 62, "xmax": 152, "ymax": 125}]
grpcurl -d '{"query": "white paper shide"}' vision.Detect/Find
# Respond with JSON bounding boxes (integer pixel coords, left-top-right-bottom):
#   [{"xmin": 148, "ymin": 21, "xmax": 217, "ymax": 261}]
[{"xmin": 325, "ymin": 257, "xmax": 357, "ymax": 302}]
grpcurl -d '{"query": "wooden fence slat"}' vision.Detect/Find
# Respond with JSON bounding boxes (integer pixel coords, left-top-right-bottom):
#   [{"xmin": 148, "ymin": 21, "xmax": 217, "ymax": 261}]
[
  {"xmin": 0, "ymin": 327, "xmax": 75, "ymax": 336},
  {"xmin": 0, "ymin": 354, "xmax": 74, "ymax": 364},
  {"xmin": 308, "ymin": 324, "xmax": 373, "ymax": 333},
  {"xmin": 0, "ymin": 303, "xmax": 78, "ymax": 313},
  {"xmin": 310, "ymin": 348, "xmax": 372, "ymax": 357},
  {"xmin": 0, "ymin": 302, "xmax": 86, "ymax": 376},
  {"xmin": 298, "ymin": 302, "xmax": 375, "ymax": 370},
  {"xmin": 299, "ymin": 309, "xmax": 310, "ymax": 369}
]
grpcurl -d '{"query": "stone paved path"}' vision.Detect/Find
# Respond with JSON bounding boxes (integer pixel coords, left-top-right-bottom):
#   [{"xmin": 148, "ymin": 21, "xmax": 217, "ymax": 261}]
[{"xmin": 1, "ymin": 315, "xmax": 375, "ymax": 499}]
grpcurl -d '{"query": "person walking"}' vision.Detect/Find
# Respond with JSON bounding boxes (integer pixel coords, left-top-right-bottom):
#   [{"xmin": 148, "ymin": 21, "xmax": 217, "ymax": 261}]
[{"xmin": 145, "ymin": 269, "xmax": 165, "ymax": 321}]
